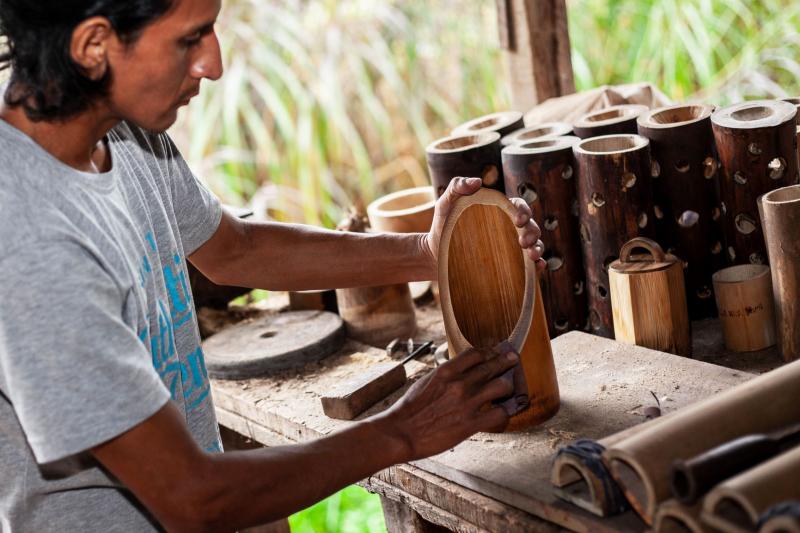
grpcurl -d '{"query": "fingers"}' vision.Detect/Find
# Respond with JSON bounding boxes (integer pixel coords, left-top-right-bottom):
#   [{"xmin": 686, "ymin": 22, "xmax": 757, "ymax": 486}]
[
  {"xmin": 471, "ymin": 374, "xmax": 514, "ymax": 407},
  {"xmin": 440, "ymin": 177, "xmax": 482, "ymax": 208},
  {"xmin": 510, "ymin": 197, "xmax": 533, "ymax": 228},
  {"xmin": 463, "ymin": 349, "xmax": 519, "ymax": 388},
  {"xmin": 436, "ymin": 347, "xmax": 487, "ymax": 379},
  {"xmin": 476, "ymin": 405, "xmax": 510, "ymax": 433}
]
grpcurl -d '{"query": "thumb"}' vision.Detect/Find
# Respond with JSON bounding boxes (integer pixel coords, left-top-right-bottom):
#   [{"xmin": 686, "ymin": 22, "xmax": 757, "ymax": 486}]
[{"xmin": 437, "ymin": 177, "xmax": 482, "ymax": 217}]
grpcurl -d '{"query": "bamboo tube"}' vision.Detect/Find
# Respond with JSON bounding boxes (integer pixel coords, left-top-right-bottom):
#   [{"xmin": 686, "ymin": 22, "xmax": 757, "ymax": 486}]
[
  {"xmin": 573, "ymin": 104, "xmax": 649, "ymax": 139},
  {"xmin": 452, "ymin": 110, "xmax": 524, "ymax": 138},
  {"xmin": 609, "ymin": 238, "xmax": 691, "ymax": 357},
  {"xmin": 602, "ymin": 358, "xmax": 800, "ymax": 525},
  {"xmin": 438, "ymin": 188, "xmax": 559, "ymax": 429},
  {"xmin": 637, "ymin": 104, "xmax": 724, "ymax": 319},
  {"xmin": 573, "ymin": 134, "xmax": 656, "ymax": 338},
  {"xmin": 335, "ymin": 283, "xmax": 417, "ymax": 347},
  {"xmin": 654, "ymin": 500, "xmax": 708, "ymax": 533},
  {"xmin": 426, "ymin": 132, "xmax": 503, "ymax": 197},
  {"xmin": 760, "ymin": 185, "xmax": 800, "ymax": 361},
  {"xmin": 711, "ymin": 100, "xmax": 798, "ymax": 266},
  {"xmin": 502, "ymin": 136, "xmax": 587, "ymax": 337},
  {"xmin": 701, "ymin": 446, "xmax": 800, "ymax": 533},
  {"xmin": 366, "ymin": 186, "xmax": 436, "ymax": 233},
  {"xmin": 500, "ymin": 122, "xmax": 573, "ymax": 146},
  {"xmin": 712, "ymin": 264, "xmax": 776, "ymax": 352},
  {"xmin": 781, "ymin": 97, "xmax": 800, "ymax": 172}
]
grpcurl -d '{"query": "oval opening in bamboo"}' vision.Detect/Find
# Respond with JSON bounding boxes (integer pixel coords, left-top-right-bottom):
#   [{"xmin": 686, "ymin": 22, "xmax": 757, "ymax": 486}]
[
  {"xmin": 447, "ymin": 203, "xmax": 525, "ymax": 349},
  {"xmin": 713, "ymin": 100, "xmax": 797, "ymax": 129},
  {"xmin": 367, "ymin": 186, "xmax": 436, "ymax": 218},
  {"xmin": 427, "ymin": 132, "xmax": 499, "ymax": 153},
  {"xmin": 574, "ymin": 134, "xmax": 649, "ymax": 155},
  {"xmin": 763, "ymin": 184, "xmax": 800, "ymax": 204},
  {"xmin": 732, "ymin": 106, "xmax": 774, "ymax": 121},
  {"xmin": 609, "ymin": 457, "xmax": 653, "ymax": 519},
  {"xmin": 639, "ymin": 104, "xmax": 714, "ymax": 129}
]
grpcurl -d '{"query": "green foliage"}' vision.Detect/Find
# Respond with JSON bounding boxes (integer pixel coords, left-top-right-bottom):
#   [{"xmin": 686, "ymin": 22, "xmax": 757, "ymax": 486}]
[{"xmin": 288, "ymin": 485, "xmax": 386, "ymax": 533}]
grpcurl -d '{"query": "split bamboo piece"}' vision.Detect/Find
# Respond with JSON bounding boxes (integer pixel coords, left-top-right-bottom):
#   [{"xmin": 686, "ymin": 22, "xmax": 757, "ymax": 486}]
[
  {"xmin": 637, "ymin": 104, "xmax": 724, "ymax": 319},
  {"xmin": 759, "ymin": 185, "xmax": 800, "ymax": 362},
  {"xmin": 603, "ymin": 358, "xmax": 800, "ymax": 525},
  {"xmin": 573, "ymin": 104, "xmax": 649, "ymax": 139},
  {"xmin": 452, "ymin": 110, "xmax": 524, "ymax": 138},
  {"xmin": 760, "ymin": 508, "xmax": 800, "ymax": 533},
  {"xmin": 653, "ymin": 500, "xmax": 707, "ymax": 533},
  {"xmin": 711, "ymin": 100, "xmax": 798, "ymax": 266},
  {"xmin": 701, "ymin": 446, "xmax": 800, "ymax": 533},
  {"xmin": 712, "ymin": 264, "xmax": 776, "ymax": 352},
  {"xmin": 502, "ymin": 136, "xmax": 587, "ymax": 337},
  {"xmin": 573, "ymin": 134, "xmax": 656, "ymax": 338},
  {"xmin": 608, "ymin": 237, "xmax": 691, "ymax": 357},
  {"xmin": 426, "ymin": 132, "xmax": 503, "ymax": 197},
  {"xmin": 500, "ymin": 122, "xmax": 573, "ymax": 146},
  {"xmin": 438, "ymin": 188, "xmax": 559, "ymax": 429}
]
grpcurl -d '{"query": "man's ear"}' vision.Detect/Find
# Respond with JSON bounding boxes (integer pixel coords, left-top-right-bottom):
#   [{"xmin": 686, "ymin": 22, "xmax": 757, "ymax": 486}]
[{"xmin": 70, "ymin": 17, "xmax": 115, "ymax": 81}]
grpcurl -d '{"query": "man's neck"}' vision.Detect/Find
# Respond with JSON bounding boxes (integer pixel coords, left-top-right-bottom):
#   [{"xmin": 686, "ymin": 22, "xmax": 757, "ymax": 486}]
[{"xmin": 0, "ymin": 101, "xmax": 118, "ymax": 174}]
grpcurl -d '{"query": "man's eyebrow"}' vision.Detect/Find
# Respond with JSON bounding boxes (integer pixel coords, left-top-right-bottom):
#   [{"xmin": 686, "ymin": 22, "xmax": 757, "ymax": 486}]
[{"xmin": 184, "ymin": 19, "xmax": 217, "ymax": 36}]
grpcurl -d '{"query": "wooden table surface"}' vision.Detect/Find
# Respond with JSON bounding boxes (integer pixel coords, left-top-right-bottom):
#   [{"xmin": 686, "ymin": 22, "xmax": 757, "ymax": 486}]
[{"xmin": 208, "ymin": 295, "xmax": 783, "ymax": 532}]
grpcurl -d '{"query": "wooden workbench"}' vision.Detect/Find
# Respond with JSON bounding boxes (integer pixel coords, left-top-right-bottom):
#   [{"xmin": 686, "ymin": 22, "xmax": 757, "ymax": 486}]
[{"xmin": 209, "ymin": 296, "xmax": 782, "ymax": 532}]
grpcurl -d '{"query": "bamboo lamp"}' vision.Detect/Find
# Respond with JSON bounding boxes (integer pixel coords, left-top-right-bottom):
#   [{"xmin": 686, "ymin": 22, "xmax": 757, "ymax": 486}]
[{"xmin": 438, "ymin": 188, "xmax": 559, "ymax": 430}]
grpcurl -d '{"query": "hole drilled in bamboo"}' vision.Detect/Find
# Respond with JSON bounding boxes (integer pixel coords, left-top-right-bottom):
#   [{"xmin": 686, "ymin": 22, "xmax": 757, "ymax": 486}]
[
  {"xmin": 677, "ymin": 210, "xmax": 700, "ymax": 228},
  {"xmin": 735, "ymin": 213, "xmax": 758, "ymax": 235},
  {"xmin": 769, "ymin": 157, "xmax": 787, "ymax": 180}
]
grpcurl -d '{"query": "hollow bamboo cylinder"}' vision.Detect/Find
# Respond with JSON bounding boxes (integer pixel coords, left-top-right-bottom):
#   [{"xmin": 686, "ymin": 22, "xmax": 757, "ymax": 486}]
[
  {"xmin": 701, "ymin": 446, "xmax": 800, "ymax": 533},
  {"xmin": 712, "ymin": 264, "xmax": 776, "ymax": 352},
  {"xmin": 500, "ymin": 122, "xmax": 573, "ymax": 146},
  {"xmin": 452, "ymin": 110, "xmax": 524, "ymax": 138},
  {"xmin": 609, "ymin": 238, "xmax": 691, "ymax": 357},
  {"xmin": 573, "ymin": 104, "xmax": 649, "ymax": 139},
  {"xmin": 366, "ymin": 186, "xmax": 436, "ymax": 234},
  {"xmin": 426, "ymin": 132, "xmax": 503, "ymax": 197},
  {"xmin": 502, "ymin": 136, "xmax": 587, "ymax": 337},
  {"xmin": 760, "ymin": 185, "xmax": 800, "ymax": 361},
  {"xmin": 637, "ymin": 104, "xmax": 725, "ymax": 319},
  {"xmin": 335, "ymin": 283, "xmax": 417, "ymax": 347},
  {"xmin": 438, "ymin": 188, "xmax": 559, "ymax": 430},
  {"xmin": 711, "ymin": 100, "xmax": 798, "ymax": 266},
  {"xmin": 603, "ymin": 358, "xmax": 800, "ymax": 525},
  {"xmin": 573, "ymin": 134, "xmax": 656, "ymax": 338},
  {"xmin": 781, "ymin": 97, "xmax": 800, "ymax": 171}
]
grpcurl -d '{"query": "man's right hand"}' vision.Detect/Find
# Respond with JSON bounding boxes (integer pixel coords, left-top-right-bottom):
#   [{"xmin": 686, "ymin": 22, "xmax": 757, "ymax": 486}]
[{"xmin": 374, "ymin": 345, "xmax": 520, "ymax": 462}]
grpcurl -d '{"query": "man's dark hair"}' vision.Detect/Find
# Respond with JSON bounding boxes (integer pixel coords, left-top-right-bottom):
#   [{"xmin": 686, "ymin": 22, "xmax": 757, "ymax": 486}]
[{"xmin": 0, "ymin": 1, "xmax": 173, "ymax": 121}]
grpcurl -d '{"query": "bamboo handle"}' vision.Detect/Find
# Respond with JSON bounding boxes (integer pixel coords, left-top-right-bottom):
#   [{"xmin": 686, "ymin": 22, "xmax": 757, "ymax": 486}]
[{"xmin": 620, "ymin": 237, "xmax": 666, "ymax": 264}]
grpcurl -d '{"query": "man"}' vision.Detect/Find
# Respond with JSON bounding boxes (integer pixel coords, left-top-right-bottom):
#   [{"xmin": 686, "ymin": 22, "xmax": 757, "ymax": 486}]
[{"xmin": 0, "ymin": 0, "xmax": 544, "ymax": 531}]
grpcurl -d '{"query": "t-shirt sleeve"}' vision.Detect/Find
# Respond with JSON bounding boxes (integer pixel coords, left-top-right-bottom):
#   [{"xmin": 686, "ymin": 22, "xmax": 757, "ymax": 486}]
[
  {"xmin": 161, "ymin": 134, "xmax": 223, "ymax": 256},
  {"xmin": 0, "ymin": 240, "xmax": 170, "ymax": 464}
]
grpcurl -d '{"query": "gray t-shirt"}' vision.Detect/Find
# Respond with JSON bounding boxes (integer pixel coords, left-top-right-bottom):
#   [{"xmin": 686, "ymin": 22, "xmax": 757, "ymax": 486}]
[{"xmin": 0, "ymin": 118, "xmax": 223, "ymax": 531}]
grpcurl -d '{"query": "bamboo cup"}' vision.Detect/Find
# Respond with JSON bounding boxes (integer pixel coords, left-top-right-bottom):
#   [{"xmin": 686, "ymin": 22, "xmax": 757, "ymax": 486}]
[
  {"xmin": 759, "ymin": 185, "xmax": 800, "ymax": 362},
  {"xmin": 712, "ymin": 264, "xmax": 777, "ymax": 352},
  {"xmin": 609, "ymin": 237, "xmax": 691, "ymax": 357},
  {"xmin": 426, "ymin": 132, "xmax": 503, "ymax": 197}
]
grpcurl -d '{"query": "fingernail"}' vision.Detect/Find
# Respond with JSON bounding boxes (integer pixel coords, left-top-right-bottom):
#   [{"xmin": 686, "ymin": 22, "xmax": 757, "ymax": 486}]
[{"xmin": 506, "ymin": 351, "xmax": 519, "ymax": 363}]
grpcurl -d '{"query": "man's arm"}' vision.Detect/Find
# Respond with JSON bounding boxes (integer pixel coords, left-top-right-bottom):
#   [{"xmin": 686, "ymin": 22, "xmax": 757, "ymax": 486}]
[
  {"xmin": 92, "ymin": 348, "xmax": 519, "ymax": 532},
  {"xmin": 189, "ymin": 178, "xmax": 544, "ymax": 291}
]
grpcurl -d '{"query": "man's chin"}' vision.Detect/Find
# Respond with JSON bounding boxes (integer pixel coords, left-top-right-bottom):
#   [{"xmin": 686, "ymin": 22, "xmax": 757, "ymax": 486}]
[{"xmin": 130, "ymin": 111, "xmax": 179, "ymax": 135}]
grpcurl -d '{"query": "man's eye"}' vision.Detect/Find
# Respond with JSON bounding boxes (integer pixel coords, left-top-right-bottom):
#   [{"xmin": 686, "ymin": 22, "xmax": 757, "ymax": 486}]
[{"xmin": 183, "ymin": 32, "xmax": 202, "ymax": 46}]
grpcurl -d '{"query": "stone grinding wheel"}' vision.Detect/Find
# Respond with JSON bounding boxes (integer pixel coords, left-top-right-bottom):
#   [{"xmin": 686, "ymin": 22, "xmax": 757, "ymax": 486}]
[{"xmin": 202, "ymin": 310, "xmax": 345, "ymax": 379}]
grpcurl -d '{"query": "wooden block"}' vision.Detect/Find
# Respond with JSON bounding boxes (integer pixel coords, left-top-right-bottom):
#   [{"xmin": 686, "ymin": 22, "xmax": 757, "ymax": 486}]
[{"xmin": 321, "ymin": 363, "xmax": 406, "ymax": 420}]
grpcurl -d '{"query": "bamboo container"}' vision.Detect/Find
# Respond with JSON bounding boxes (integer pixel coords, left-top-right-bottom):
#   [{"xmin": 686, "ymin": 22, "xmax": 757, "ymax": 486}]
[
  {"xmin": 573, "ymin": 104, "xmax": 649, "ymax": 139},
  {"xmin": 637, "ymin": 104, "xmax": 725, "ymax": 319},
  {"xmin": 438, "ymin": 188, "xmax": 559, "ymax": 430},
  {"xmin": 712, "ymin": 264, "xmax": 776, "ymax": 352},
  {"xmin": 573, "ymin": 134, "xmax": 656, "ymax": 338},
  {"xmin": 701, "ymin": 446, "xmax": 800, "ymax": 533},
  {"xmin": 452, "ymin": 110, "xmax": 524, "ymax": 138},
  {"xmin": 426, "ymin": 132, "xmax": 503, "ymax": 197},
  {"xmin": 502, "ymin": 136, "xmax": 587, "ymax": 337},
  {"xmin": 760, "ymin": 185, "xmax": 800, "ymax": 361},
  {"xmin": 711, "ymin": 100, "xmax": 798, "ymax": 266},
  {"xmin": 609, "ymin": 237, "xmax": 691, "ymax": 357},
  {"xmin": 602, "ymin": 358, "xmax": 800, "ymax": 525},
  {"xmin": 500, "ymin": 122, "xmax": 573, "ymax": 146}
]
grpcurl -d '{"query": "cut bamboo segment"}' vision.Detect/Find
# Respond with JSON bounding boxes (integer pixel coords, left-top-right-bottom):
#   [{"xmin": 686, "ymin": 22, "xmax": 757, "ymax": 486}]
[
  {"xmin": 782, "ymin": 97, "xmax": 800, "ymax": 171},
  {"xmin": 438, "ymin": 188, "xmax": 559, "ymax": 429},
  {"xmin": 500, "ymin": 122, "xmax": 573, "ymax": 146},
  {"xmin": 654, "ymin": 500, "xmax": 707, "ymax": 533},
  {"xmin": 573, "ymin": 104, "xmax": 649, "ymax": 139},
  {"xmin": 760, "ymin": 185, "xmax": 800, "ymax": 362},
  {"xmin": 426, "ymin": 132, "xmax": 503, "ymax": 197},
  {"xmin": 701, "ymin": 446, "xmax": 800, "ymax": 533},
  {"xmin": 609, "ymin": 238, "xmax": 691, "ymax": 357},
  {"xmin": 602, "ymin": 358, "xmax": 800, "ymax": 525},
  {"xmin": 452, "ymin": 110, "xmax": 524, "ymax": 138},
  {"xmin": 711, "ymin": 100, "xmax": 798, "ymax": 266},
  {"xmin": 712, "ymin": 264, "xmax": 776, "ymax": 352},
  {"xmin": 637, "ymin": 104, "xmax": 724, "ymax": 319},
  {"xmin": 335, "ymin": 283, "xmax": 416, "ymax": 347},
  {"xmin": 502, "ymin": 136, "xmax": 586, "ymax": 337},
  {"xmin": 366, "ymin": 186, "xmax": 436, "ymax": 234},
  {"xmin": 573, "ymin": 134, "xmax": 656, "ymax": 338}
]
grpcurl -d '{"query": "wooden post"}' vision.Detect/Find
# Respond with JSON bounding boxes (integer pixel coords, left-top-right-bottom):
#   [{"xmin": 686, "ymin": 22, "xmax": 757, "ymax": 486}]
[
  {"xmin": 502, "ymin": 136, "xmax": 587, "ymax": 337},
  {"xmin": 500, "ymin": 0, "xmax": 575, "ymax": 112}
]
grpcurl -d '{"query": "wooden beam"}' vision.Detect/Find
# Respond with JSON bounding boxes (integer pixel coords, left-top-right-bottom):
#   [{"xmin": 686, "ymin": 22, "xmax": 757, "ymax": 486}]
[{"xmin": 499, "ymin": 0, "xmax": 575, "ymax": 112}]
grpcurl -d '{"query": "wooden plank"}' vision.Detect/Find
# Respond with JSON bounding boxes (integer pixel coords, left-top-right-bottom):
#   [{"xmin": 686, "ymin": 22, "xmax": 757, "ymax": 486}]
[{"xmin": 503, "ymin": 0, "xmax": 575, "ymax": 112}]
